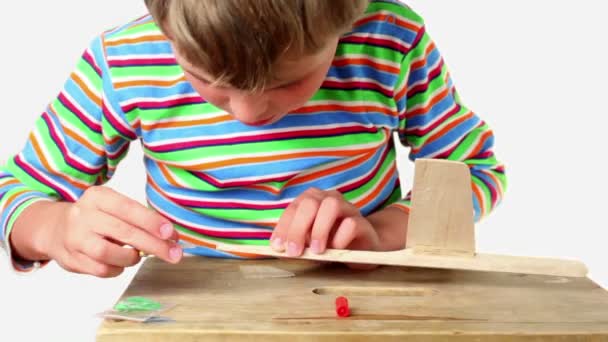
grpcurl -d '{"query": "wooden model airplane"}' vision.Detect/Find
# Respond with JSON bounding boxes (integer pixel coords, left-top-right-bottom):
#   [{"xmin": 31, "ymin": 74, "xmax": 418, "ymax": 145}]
[{"xmin": 217, "ymin": 159, "xmax": 587, "ymax": 278}]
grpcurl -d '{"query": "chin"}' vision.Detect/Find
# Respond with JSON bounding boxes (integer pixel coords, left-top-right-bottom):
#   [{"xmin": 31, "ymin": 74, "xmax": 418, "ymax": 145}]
[
  {"xmin": 239, "ymin": 113, "xmax": 288, "ymax": 126},
  {"xmin": 240, "ymin": 117, "xmax": 276, "ymax": 127}
]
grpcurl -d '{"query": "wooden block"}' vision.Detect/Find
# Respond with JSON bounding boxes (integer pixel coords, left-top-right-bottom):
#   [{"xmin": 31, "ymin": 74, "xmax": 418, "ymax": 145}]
[
  {"xmin": 96, "ymin": 257, "xmax": 608, "ymax": 342},
  {"xmin": 406, "ymin": 159, "xmax": 475, "ymax": 256}
]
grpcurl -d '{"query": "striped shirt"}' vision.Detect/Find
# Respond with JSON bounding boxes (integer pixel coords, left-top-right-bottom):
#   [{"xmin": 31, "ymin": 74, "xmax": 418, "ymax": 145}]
[{"xmin": 0, "ymin": 0, "xmax": 506, "ymax": 271}]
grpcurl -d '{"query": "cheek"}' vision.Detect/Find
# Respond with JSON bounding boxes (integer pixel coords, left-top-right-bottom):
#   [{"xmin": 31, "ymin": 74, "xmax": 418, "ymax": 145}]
[
  {"xmin": 290, "ymin": 62, "xmax": 332, "ymax": 103},
  {"xmin": 197, "ymin": 87, "xmax": 227, "ymax": 105},
  {"xmin": 187, "ymin": 77, "xmax": 229, "ymax": 107},
  {"xmin": 273, "ymin": 77, "xmax": 326, "ymax": 111}
]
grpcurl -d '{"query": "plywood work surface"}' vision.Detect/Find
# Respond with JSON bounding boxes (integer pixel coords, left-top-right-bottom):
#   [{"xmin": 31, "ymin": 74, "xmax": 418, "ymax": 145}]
[{"xmin": 97, "ymin": 256, "xmax": 608, "ymax": 342}]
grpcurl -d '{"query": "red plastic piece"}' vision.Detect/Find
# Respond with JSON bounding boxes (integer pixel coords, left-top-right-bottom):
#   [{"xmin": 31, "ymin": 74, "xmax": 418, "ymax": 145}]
[{"xmin": 335, "ymin": 296, "xmax": 350, "ymax": 317}]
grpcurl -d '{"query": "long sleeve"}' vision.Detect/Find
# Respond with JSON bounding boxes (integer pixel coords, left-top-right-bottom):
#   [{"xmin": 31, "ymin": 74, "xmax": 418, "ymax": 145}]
[
  {"xmin": 389, "ymin": 22, "xmax": 507, "ymax": 222},
  {"xmin": 0, "ymin": 35, "xmax": 136, "ymax": 272}
]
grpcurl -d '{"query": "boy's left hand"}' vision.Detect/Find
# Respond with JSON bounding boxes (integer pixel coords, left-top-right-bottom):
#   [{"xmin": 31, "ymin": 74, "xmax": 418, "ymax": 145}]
[{"xmin": 270, "ymin": 188, "xmax": 381, "ymax": 257}]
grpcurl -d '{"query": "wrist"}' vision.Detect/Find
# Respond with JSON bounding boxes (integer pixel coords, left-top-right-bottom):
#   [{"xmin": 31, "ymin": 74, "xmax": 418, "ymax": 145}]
[{"xmin": 10, "ymin": 200, "xmax": 69, "ymax": 262}]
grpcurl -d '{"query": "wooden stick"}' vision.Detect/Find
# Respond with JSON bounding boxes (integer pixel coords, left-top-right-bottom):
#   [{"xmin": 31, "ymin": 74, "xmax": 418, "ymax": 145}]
[{"xmin": 216, "ymin": 244, "xmax": 588, "ymax": 278}]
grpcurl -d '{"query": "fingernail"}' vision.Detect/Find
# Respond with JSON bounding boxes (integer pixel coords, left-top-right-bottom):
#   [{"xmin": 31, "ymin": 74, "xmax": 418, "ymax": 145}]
[
  {"xmin": 287, "ymin": 241, "xmax": 300, "ymax": 257},
  {"xmin": 310, "ymin": 240, "xmax": 322, "ymax": 254},
  {"xmin": 271, "ymin": 237, "xmax": 284, "ymax": 251},
  {"xmin": 169, "ymin": 247, "xmax": 182, "ymax": 262},
  {"xmin": 160, "ymin": 223, "xmax": 173, "ymax": 240}
]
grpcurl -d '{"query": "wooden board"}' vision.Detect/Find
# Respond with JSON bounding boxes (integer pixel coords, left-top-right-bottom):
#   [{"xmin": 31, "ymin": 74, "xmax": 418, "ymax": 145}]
[{"xmin": 97, "ymin": 256, "xmax": 608, "ymax": 341}]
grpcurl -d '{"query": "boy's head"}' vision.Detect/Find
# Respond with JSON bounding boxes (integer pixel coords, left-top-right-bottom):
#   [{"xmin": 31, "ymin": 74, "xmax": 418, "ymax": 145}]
[{"xmin": 145, "ymin": 0, "xmax": 368, "ymax": 126}]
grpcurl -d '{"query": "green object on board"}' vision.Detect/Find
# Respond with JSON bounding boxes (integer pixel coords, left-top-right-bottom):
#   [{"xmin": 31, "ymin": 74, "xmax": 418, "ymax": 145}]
[{"xmin": 114, "ymin": 296, "xmax": 162, "ymax": 313}]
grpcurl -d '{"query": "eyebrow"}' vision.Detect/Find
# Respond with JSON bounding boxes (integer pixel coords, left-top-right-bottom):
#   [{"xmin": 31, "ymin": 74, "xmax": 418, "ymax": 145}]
[
  {"xmin": 271, "ymin": 77, "xmax": 302, "ymax": 89},
  {"xmin": 182, "ymin": 65, "xmax": 310, "ymax": 90},
  {"xmin": 181, "ymin": 66, "xmax": 215, "ymax": 84}
]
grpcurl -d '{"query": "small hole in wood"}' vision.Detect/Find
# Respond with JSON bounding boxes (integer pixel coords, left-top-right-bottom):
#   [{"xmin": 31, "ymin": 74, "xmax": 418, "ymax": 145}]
[{"xmin": 312, "ymin": 286, "xmax": 437, "ymax": 297}]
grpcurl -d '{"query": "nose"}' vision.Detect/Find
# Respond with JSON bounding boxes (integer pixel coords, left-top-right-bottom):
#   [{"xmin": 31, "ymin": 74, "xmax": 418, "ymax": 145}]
[{"xmin": 229, "ymin": 92, "xmax": 269, "ymax": 122}]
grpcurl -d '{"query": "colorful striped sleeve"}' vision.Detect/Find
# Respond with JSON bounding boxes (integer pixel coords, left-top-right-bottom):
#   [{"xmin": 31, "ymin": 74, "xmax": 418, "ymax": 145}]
[
  {"xmin": 390, "ymin": 20, "xmax": 507, "ymax": 221},
  {"xmin": 0, "ymin": 35, "xmax": 136, "ymax": 272}
]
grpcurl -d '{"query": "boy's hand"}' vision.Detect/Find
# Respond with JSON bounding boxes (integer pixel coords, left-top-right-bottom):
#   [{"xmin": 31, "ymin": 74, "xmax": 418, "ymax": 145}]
[
  {"xmin": 270, "ymin": 188, "xmax": 381, "ymax": 258},
  {"xmin": 14, "ymin": 186, "xmax": 182, "ymax": 278}
]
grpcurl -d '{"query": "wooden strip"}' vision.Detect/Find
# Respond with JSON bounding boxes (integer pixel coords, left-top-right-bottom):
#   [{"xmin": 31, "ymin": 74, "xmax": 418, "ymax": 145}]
[{"xmin": 215, "ymin": 244, "xmax": 588, "ymax": 278}]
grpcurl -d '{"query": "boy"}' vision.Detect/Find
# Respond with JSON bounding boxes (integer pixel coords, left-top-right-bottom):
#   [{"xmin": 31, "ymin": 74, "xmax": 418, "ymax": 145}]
[{"xmin": 0, "ymin": 0, "xmax": 506, "ymax": 277}]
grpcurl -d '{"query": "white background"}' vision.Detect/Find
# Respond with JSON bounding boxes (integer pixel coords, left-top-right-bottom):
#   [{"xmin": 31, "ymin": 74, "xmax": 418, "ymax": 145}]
[{"xmin": 1, "ymin": 1, "xmax": 607, "ymax": 341}]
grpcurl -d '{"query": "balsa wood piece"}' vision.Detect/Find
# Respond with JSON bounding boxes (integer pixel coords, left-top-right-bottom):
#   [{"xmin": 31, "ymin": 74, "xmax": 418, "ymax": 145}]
[
  {"xmin": 216, "ymin": 244, "xmax": 588, "ymax": 278},
  {"xmin": 406, "ymin": 159, "xmax": 475, "ymax": 256}
]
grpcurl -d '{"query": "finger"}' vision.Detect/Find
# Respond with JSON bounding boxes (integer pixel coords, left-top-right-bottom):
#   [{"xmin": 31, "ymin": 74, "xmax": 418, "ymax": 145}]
[
  {"xmin": 310, "ymin": 194, "xmax": 359, "ymax": 254},
  {"xmin": 83, "ymin": 187, "xmax": 176, "ymax": 241},
  {"xmin": 285, "ymin": 194, "xmax": 323, "ymax": 257},
  {"xmin": 106, "ymin": 237, "xmax": 126, "ymax": 246},
  {"xmin": 271, "ymin": 203, "xmax": 297, "ymax": 252},
  {"xmin": 54, "ymin": 250, "xmax": 83, "ymax": 275},
  {"xmin": 326, "ymin": 190, "xmax": 359, "ymax": 216},
  {"xmin": 79, "ymin": 235, "xmax": 141, "ymax": 268},
  {"xmin": 325, "ymin": 189, "xmax": 345, "ymax": 200},
  {"xmin": 93, "ymin": 212, "xmax": 183, "ymax": 264},
  {"xmin": 330, "ymin": 216, "xmax": 367, "ymax": 250},
  {"xmin": 333, "ymin": 218, "xmax": 381, "ymax": 270},
  {"xmin": 309, "ymin": 196, "xmax": 342, "ymax": 254},
  {"xmin": 70, "ymin": 252, "xmax": 124, "ymax": 278},
  {"xmin": 271, "ymin": 187, "xmax": 323, "ymax": 252}
]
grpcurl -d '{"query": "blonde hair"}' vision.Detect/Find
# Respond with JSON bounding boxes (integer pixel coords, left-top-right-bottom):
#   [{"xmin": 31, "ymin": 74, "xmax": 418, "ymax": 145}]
[{"xmin": 145, "ymin": 0, "xmax": 368, "ymax": 91}]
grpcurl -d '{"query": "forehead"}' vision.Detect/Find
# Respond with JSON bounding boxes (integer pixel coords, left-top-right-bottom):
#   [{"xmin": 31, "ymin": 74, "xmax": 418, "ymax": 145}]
[
  {"xmin": 272, "ymin": 47, "xmax": 336, "ymax": 82},
  {"xmin": 174, "ymin": 37, "xmax": 338, "ymax": 88}
]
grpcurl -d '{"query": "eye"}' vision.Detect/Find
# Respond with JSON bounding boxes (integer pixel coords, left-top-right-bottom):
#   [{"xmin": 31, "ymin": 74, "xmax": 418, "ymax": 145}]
[
  {"xmin": 196, "ymin": 76, "xmax": 211, "ymax": 85},
  {"xmin": 184, "ymin": 70, "xmax": 211, "ymax": 85},
  {"xmin": 279, "ymin": 79, "xmax": 303, "ymax": 89}
]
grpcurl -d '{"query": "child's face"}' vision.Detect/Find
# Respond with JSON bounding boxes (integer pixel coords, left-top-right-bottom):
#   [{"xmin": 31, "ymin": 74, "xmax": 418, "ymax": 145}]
[{"xmin": 173, "ymin": 37, "xmax": 339, "ymax": 126}]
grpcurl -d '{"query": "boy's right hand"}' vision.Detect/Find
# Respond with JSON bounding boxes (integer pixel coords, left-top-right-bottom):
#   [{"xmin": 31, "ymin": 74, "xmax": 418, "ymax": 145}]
[{"xmin": 10, "ymin": 186, "xmax": 183, "ymax": 278}]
